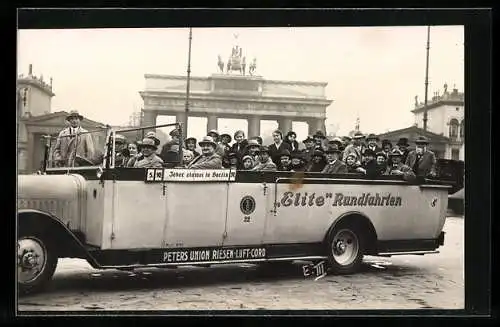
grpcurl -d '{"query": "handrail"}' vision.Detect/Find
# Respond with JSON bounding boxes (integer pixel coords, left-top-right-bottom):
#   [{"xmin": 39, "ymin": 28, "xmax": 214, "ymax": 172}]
[{"xmin": 115, "ymin": 122, "xmax": 180, "ymax": 134}]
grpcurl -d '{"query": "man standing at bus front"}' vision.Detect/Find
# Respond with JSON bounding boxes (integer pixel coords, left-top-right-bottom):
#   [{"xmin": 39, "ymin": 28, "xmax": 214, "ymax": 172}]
[
  {"xmin": 53, "ymin": 110, "xmax": 95, "ymax": 167},
  {"xmin": 187, "ymin": 136, "xmax": 223, "ymax": 169}
]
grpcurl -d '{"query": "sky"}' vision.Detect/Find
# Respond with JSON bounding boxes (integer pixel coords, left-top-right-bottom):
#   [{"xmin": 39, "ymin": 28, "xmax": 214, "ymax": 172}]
[{"xmin": 17, "ymin": 26, "xmax": 463, "ymax": 142}]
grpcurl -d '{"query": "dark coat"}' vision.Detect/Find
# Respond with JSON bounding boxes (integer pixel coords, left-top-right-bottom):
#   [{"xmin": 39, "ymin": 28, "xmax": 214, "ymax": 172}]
[
  {"xmin": 321, "ymin": 160, "xmax": 348, "ymax": 174},
  {"xmin": 405, "ymin": 150, "xmax": 437, "ymax": 177},
  {"xmin": 230, "ymin": 139, "xmax": 248, "ymax": 160},
  {"xmin": 307, "ymin": 160, "xmax": 326, "ymax": 172},
  {"xmin": 268, "ymin": 142, "xmax": 292, "ymax": 166},
  {"xmin": 285, "ymin": 139, "xmax": 300, "ymax": 153},
  {"xmin": 160, "ymin": 140, "xmax": 179, "ymax": 162}
]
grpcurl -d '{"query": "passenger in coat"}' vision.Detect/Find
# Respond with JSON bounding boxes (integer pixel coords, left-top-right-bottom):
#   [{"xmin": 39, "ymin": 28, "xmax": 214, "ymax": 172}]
[
  {"xmin": 207, "ymin": 129, "xmax": 226, "ymax": 158},
  {"xmin": 375, "ymin": 151, "xmax": 388, "ymax": 175},
  {"xmin": 187, "ymin": 136, "xmax": 223, "ymax": 169},
  {"xmin": 306, "ymin": 149, "xmax": 326, "ymax": 172},
  {"xmin": 230, "ymin": 130, "xmax": 248, "ymax": 162},
  {"xmin": 220, "ymin": 133, "xmax": 232, "ymax": 155},
  {"xmin": 113, "ymin": 134, "xmax": 129, "ymax": 167},
  {"xmin": 185, "ymin": 137, "xmax": 200, "ymax": 157},
  {"xmin": 381, "ymin": 139, "xmax": 393, "ymax": 166},
  {"xmin": 252, "ymin": 146, "xmax": 277, "ymax": 172},
  {"xmin": 345, "ymin": 152, "xmax": 364, "ymax": 174},
  {"xmin": 290, "ymin": 151, "xmax": 308, "ymax": 172},
  {"xmin": 285, "ymin": 131, "xmax": 300, "ymax": 153},
  {"xmin": 301, "ymin": 135, "xmax": 316, "ymax": 163},
  {"xmin": 134, "ymin": 138, "xmax": 164, "ymax": 168},
  {"xmin": 125, "ymin": 141, "xmax": 141, "ymax": 167},
  {"xmin": 181, "ymin": 149, "xmax": 195, "ymax": 168},
  {"xmin": 321, "ymin": 148, "xmax": 348, "ymax": 174},
  {"xmin": 160, "ymin": 129, "xmax": 180, "ymax": 162},
  {"xmin": 241, "ymin": 155, "xmax": 255, "ymax": 170},
  {"xmin": 364, "ymin": 134, "xmax": 382, "ymax": 154},
  {"xmin": 244, "ymin": 139, "xmax": 261, "ymax": 168},
  {"xmin": 312, "ymin": 130, "xmax": 327, "ymax": 151},
  {"xmin": 396, "ymin": 137, "xmax": 410, "ymax": 163},
  {"xmin": 384, "ymin": 149, "xmax": 416, "ymax": 182},
  {"xmin": 327, "ymin": 136, "xmax": 344, "ymax": 151},
  {"xmin": 226, "ymin": 152, "xmax": 239, "ymax": 170},
  {"xmin": 405, "ymin": 136, "xmax": 437, "ymax": 177},
  {"xmin": 342, "ymin": 131, "xmax": 364, "ymax": 163},
  {"xmin": 358, "ymin": 148, "xmax": 382, "ymax": 178},
  {"xmin": 268, "ymin": 129, "xmax": 292, "ymax": 166},
  {"xmin": 278, "ymin": 149, "xmax": 293, "ymax": 171},
  {"xmin": 53, "ymin": 110, "xmax": 95, "ymax": 167}
]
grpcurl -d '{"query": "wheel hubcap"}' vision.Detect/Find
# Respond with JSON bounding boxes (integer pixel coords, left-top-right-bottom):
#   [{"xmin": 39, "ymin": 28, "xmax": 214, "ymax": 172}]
[
  {"xmin": 331, "ymin": 229, "xmax": 359, "ymax": 266},
  {"xmin": 18, "ymin": 237, "xmax": 47, "ymax": 284}
]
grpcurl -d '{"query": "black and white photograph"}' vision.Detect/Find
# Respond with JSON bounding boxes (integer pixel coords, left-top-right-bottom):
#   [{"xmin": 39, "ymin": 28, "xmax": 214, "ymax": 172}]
[{"xmin": 16, "ymin": 10, "xmax": 479, "ymax": 313}]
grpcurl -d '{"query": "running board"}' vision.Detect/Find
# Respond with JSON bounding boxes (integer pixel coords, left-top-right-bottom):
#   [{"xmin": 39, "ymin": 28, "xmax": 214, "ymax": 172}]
[{"xmin": 377, "ymin": 250, "xmax": 440, "ymax": 257}]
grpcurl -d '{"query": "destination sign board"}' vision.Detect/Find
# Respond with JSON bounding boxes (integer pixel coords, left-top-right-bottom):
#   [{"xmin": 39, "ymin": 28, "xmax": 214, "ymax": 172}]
[{"xmin": 145, "ymin": 168, "xmax": 236, "ymax": 183}]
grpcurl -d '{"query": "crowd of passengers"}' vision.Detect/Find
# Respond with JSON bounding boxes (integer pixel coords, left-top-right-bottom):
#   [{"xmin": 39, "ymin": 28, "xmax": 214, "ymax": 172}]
[{"xmin": 52, "ymin": 111, "xmax": 438, "ymax": 181}]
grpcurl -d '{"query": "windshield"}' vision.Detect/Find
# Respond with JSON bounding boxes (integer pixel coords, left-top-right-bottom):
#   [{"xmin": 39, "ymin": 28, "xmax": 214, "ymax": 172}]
[{"xmin": 45, "ymin": 123, "xmax": 182, "ymax": 170}]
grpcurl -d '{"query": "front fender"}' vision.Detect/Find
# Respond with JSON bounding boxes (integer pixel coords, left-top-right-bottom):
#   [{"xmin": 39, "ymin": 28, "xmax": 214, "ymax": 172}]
[{"xmin": 17, "ymin": 209, "xmax": 101, "ymax": 268}]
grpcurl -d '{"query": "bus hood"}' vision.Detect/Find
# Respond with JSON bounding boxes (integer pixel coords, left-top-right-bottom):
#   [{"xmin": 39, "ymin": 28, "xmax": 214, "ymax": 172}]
[{"xmin": 17, "ymin": 174, "xmax": 88, "ymax": 231}]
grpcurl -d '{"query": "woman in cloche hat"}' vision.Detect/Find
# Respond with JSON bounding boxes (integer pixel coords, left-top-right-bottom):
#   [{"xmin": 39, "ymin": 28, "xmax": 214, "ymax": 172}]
[{"xmin": 133, "ymin": 138, "xmax": 164, "ymax": 169}]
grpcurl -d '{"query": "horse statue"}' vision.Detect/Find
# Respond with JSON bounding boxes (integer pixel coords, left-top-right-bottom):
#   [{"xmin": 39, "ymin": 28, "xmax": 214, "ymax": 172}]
[
  {"xmin": 217, "ymin": 55, "xmax": 224, "ymax": 73},
  {"xmin": 249, "ymin": 58, "xmax": 257, "ymax": 76},
  {"xmin": 227, "ymin": 52, "xmax": 244, "ymax": 75}
]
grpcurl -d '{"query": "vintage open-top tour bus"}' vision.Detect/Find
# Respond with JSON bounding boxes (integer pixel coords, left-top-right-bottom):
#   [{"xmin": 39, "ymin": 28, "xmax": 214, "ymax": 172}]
[{"xmin": 17, "ymin": 123, "xmax": 455, "ymax": 294}]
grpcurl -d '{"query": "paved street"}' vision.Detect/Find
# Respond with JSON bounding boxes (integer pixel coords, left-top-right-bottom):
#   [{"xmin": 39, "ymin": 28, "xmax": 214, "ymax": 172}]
[{"xmin": 17, "ymin": 217, "xmax": 463, "ymax": 311}]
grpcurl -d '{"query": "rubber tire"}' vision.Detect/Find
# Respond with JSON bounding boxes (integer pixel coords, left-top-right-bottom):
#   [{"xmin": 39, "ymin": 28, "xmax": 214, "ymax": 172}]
[
  {"xmin": 17, "ymin": 231, "xmax": 58, "ymax": 295},
  {"xmin": 326, "ymin": 223, "xmax": 364, "ymax": 275}
]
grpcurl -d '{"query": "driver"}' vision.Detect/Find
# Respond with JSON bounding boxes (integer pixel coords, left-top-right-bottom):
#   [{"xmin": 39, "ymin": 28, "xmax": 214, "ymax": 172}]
[{"xmin": 134, "ymin": 138, "xmax": 164, "ymax": 168}]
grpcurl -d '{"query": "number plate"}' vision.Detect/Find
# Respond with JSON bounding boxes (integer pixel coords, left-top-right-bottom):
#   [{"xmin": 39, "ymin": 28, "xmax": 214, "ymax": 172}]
[{"xmin": 302, "ymin": 261, "xmax": 327, "ymax": 280}]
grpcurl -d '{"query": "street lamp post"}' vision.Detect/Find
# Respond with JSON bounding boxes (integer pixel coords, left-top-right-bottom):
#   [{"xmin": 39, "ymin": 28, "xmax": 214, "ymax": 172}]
[
  {"xmin": 183, "ymin": 27, "xmax": 193, "ymax": 141},
  {"xmin": 423, "ymin": 26, "xmax": 431, "ymax": 131}
]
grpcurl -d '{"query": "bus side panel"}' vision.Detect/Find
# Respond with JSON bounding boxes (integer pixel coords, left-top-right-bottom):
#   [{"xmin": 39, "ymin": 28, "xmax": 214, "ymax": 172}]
[{"xmin": 164, "ymin": 183, "xmax": 227, "ymax": 248}]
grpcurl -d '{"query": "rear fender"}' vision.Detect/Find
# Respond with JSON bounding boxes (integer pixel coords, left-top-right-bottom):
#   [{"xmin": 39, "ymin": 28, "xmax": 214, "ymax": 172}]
[{"xmin": 17, "ymin": 209, "xmax": 101, "ymax": 268}]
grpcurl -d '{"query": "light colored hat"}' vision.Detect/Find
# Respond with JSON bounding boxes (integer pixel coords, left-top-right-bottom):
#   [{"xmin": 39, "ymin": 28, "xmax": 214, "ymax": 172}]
[
  {"xmin": 114, "ymin": 134, "xmax": 127, "ymax": 144},
  {"xmin": 141, "ymin": 138, "xmax": 158, "ymax": 150},
  {"xmin": 207, "ymin": 129, "xmax": 219, "ymax": 136},
  {"xmin": 198, "ymin": 135, "xmax": 217, "ymax": 147},
  {"xmin": 328, "ymin": 136, "xmax": 343, "ymax": 144},
  {"xmin": 353, "ymin": 132, "xmax": 364, "ymax": 139},
  {"xmin": 346, "ymin": 152, "xmax": 357, "ymax": 159},
  {"xmin": 242, "ymin": 155, "xmax": 253, "ymax": 162},
  {"xmin": 389, "ymin": 148, "xmax": 404, "ymax": 157},
  {"xmin": 246, "ymin": 139, "xmax": 260, "ymax": 149},
  {"xmin": 145, "ymin": 131, "xmax": 160, "ymax": 146},
  {"xmin": 415, "ymin": 136, "xmax": 429, "ymax": 144},
  {"xmin": 66, "ymin": 110, "xmax": 84, "ymax": 121}
]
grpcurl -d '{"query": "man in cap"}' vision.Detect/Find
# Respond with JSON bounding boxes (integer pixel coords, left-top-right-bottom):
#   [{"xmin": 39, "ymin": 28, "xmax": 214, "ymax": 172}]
[
  {"xmin": 146, "ymin": 131, "xmax": 161, "ymax": 147},
  {"xmin": 160, "ymin": 128, "xmax": 180, "ymax": 162},
  {"xmin": 187, "ymin": 136, "xmax": 223, "ymax": 169},
  {"xmin": 285, "ymin": 131, "xmax": 299, "ymax": 153},
  {"xmin": 365, "ymin": 134, "xmax": 382, "ymax": 154},
  {"xmin": 207, "ymin": 129, "xmax": 226, "ymax": 157},
  {"xmin": 312, "ymin": 130, "xmax": 327, "ymax": 151},
  {"xmin": 301, "ymin": 135, "xmax": 316, "ymax": 162},
  {"xmin": 268, "ymin": 129, "xmax": 292, "ymax": 166},
  {"xmin": 251, "ymin": 146, "xmax": 277, "ymax": 171},
  {"xmin": 112, "ymin": 134, "xmax": 129, "ymax": 167},
  {"xmin": 306, "ymin": 149, "xmax": 326, "ymax": 172},
  {"xmin": 321, "ymin": 148, "xmax": 348, "ymax": 174},
  {"xmin": 278, "ymin": 149, "xmax": 293, "ymax": 171},
  {"xmin": 53, "ymin": 110, "xmax": 95, "ymax": 167},
  {"xmin": 184, "ymin": 137, "xmax": 200, "ymax": 157},
  {"xmin": 396, "ymin": 137, "xmax": 410, "ymax": 163},
  {"xmin": 384, "ymin": 148, "xmax": 416, "ymax": 182},
  {"xmin": 134, "ymin": 138, "xmax": 164, "ymax": 168},
  {"xmin": 342, "ymin": 131, "xmax": 364, "ymax": 163},
  {"xmin": 405, "ymin": 136, "xmax": 437, "ymax": 177}
]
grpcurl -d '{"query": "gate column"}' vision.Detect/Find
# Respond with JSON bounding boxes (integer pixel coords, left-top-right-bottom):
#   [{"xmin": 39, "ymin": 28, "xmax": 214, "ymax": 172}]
[
  {"xmin": 248, "ymin": 115, "xmax": 261, "ymax": 138},
  {"xmin": 278, "ymin": 117, "xmax": 293, "ymax": 134},
  {"xmin": 308, "ymin": 118, "xmax": 326, "ymax": 135},
  {"xmin": 141, "ymin": 110, "xmax": 157, "ymax": 128},
  {"xmin": 207, "ymin": 115, "xmax": 218, "ymax": 134}
]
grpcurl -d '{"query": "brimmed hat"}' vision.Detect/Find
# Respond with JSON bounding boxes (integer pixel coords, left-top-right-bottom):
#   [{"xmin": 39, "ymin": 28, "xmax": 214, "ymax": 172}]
[
  {"xmin": 397, "ymin": 137, "xmax": 409, "ymax": 146},
  {"xmin": 198, "ymin": 135, "xmax": 217, "ymax": 148},
  {"xmin": 66, "ymin": 110, "xmax": 84, "ymax": 121},
  {"xmin": 381, "ymin": 139, "xmax": 392, "ymax": 147},
  {"xmin": 353, "ymin": 131, "xmax": 364, "ymax": 139},
  {"xmin": 312, "ymin": 149, "xmax": 325, "ymax": 157},
  {"xmin": 376, "ymin": 151, "xmax": 387, "ymax": 158},
  {"xmin": 366, "ymin": 133, "xmax": 380, "ymax": 142},
  {"xmin": 286, "ymin": 131, "xmax": 297, "ymax": 138},
  {"xmin": 313, "ymin": 131, "xmax": 326, "ymax": 139},
  {"xmin": 207, "ymin": 129, "xmax": 219, "ymax": 137},
  {"xmin": 346, "ymin": 152, "xmax": 357, "ymax": 159},
  {"xmin": 169, "ymin": 129, "xmax": 180, "ymax": 137},
  {"xmin": 302, "ymin": 135, "xmax": 314, "ymax": 143},
  {"xmin": 279, "ymin": 149, "xmax": 291, "ymax": 158},
  {"xmin": 146, "ymin": 131, "xmax": 161, "ymax": 146},
  {"xmin": 114, "ymin": 134, "xmax": 127, "ymax": 144},
  {"xmin": 256, "ymin": 146, "xmax": 270, "ymax": 154},
  {"xmin": 328, "ymin": 136, "xmax": 343, "ymax": 145},
  {"xmin": 246, "ymin": 139, "xmax": 261, "ymax": 149},
  {"xmin": 141, "ymin": 138, "xmax": 158, "ymax": 150},
  {"xmin": 342, "ymin": 136, "xmax": 352, "ymax": 142},
  {"xmin": 415, "ymin": 136, "xmax": 429, "ymax": 145},
  {"xmin": 364, "ymin": 148, "xmax": 376, "ymax": 157},
  {"xmin": 325, "ymin": 148, "xmax": 342, "ymax": 154},
  {"xmin": 389, "ymin": 148, "xmax": 404, "ymax": 157},
  {"xmin": 242, "ymin": 155, "xmax": 253, "ymax": 162},
  {"xmin": 185, "ymin": 137, "xmax": 197, "ymax": 144},
  {"xmin": 220, "ymin": 133, "xmax": 232, "ymax": 143}
]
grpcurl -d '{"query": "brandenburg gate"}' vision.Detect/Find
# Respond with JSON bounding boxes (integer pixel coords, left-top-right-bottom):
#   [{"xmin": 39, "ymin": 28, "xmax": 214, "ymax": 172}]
[{"xmin": 140, "ymin": 40, "xmax": 332, "ymax": 137}]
